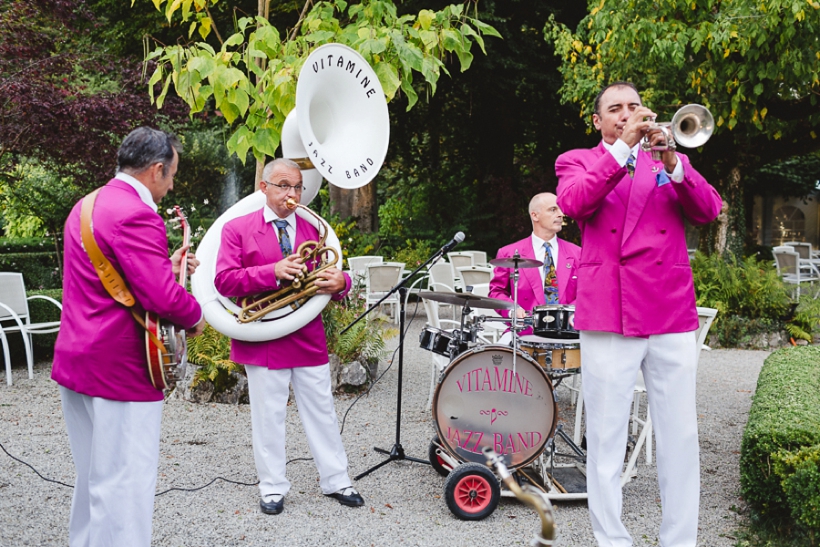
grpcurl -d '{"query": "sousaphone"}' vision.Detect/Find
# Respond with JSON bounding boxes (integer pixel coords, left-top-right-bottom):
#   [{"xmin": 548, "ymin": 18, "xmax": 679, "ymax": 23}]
[{"xmin": 192, "ymin": 43, "xmax": 390, "ymax": 341}]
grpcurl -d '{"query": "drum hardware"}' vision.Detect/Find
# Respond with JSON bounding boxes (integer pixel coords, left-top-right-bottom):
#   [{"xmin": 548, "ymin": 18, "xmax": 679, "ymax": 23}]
[
  {"xmin": 485, "ymin": 448, "xmax": 556, "ymax": 547},
  {"xmin": 416, "ymin": 291, "xmax": 515, "ymax": 310}
]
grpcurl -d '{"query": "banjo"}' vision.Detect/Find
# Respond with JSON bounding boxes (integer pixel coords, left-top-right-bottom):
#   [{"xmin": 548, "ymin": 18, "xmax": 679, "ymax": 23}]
[{"xmin": 145, "ymin": 205, "xmax": 189, "ymax": 390}]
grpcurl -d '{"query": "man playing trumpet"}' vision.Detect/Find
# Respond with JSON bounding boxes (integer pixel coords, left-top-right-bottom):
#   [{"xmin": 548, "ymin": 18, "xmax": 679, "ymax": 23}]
[
  {"xmin": 215, "ymin": 158, "xmax": 364, "ymax": 515},
  {"xmin": 555, "ymin": 82, "xmax": 722, "ymax": 547}
]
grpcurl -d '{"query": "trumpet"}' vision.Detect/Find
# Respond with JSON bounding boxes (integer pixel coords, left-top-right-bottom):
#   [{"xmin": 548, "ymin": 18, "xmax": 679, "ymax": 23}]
[
  {"xmin": 640, "ymin": 104, "xmax": 714, "ymax": 160},
  {"xmin": 236, "ymin": 198, "xmax": 339, "ymax": 323}
]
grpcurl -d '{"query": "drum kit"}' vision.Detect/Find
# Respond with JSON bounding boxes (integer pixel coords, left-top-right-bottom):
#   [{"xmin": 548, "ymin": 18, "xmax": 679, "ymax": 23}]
[{"xmin": 419, "ymin": 252, "xmax": 588, "ymax": 521}]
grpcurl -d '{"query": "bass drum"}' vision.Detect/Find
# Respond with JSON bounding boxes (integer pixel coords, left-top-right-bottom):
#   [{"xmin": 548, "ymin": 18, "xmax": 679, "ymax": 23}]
[{"xmin": 432, "ymin": 346, "xmax": 557, "ymax": 471}]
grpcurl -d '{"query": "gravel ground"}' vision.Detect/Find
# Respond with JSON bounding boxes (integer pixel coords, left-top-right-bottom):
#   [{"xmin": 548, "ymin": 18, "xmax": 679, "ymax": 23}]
[{"xmin": 0, "ymin": 311, "xmax": 767, "ymax": 547}]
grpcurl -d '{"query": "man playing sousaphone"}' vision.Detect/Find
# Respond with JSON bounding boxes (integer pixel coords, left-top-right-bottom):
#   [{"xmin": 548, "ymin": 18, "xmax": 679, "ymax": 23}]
[
  {"xmin": 214, "ymin": 158, "xmax": 364, "ymax": 515},
  {"xmin": 489, "ymin": 191, "xmax": 581, "ymax": 344}
]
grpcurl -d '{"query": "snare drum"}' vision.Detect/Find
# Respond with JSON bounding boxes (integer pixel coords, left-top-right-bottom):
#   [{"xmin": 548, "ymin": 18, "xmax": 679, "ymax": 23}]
[
  {"xmin": 419, "ymin": 327, "xmax": 467, "ymax": 357},
  {"xmin": 532, "ymin": 305, "xmax": 578, "ymax": 339},
  {"xmin": 432, "ymin": 345, "xmax": 557, "ymax": 470},
  {"xmin": 518, "ymin": 335, "xmax": 581, "ymax": 373}
]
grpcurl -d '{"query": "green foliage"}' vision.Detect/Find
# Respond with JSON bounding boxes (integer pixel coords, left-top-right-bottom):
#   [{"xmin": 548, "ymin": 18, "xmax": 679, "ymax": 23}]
[
  {"xmin": 545, "ymin": 0, "xmax": 820, "ymax": 138},
  {"xmin": 0, "ymin": 158, "xmax": 83, "ymax": 238},
  {"xmin": 0, "ymin": 252, "xmax": 62, "ymax": 290},
  {"xmin": 140, "ymin": 0, "xmax": 500, "ymax": 162},
  {"xmin": 772, "ymin": 444, "xmax": 820, "ymax": 536},
  {"xmin": 740, "ymin": 346, "xmax": 820, "ymax": 539},
  {"xmin": 786, "ymin": 296, "xmax": 820, "ymax": 343},
  {"xmin": 185, "ymin": 323, "xmax": 244, "ymax": 388},
  {"xmin": 331, "ymin": 217, "xmax": 381, "ymax": 266},
  {"xmin": 692, "ymin": 251, "xmax": 792, "ymax": 345},
  {"xmin": 322, "ymin": 296, "xmax": 392, "ymax": 364},
  {"xmin": 0, "ymin": 238, "xmax": 53, "ymax": 254}
]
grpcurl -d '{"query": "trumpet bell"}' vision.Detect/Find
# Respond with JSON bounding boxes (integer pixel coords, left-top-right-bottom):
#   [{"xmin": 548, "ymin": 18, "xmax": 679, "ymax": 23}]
[
  {"xmin": 671, "ymin": 104, "xmax": 714, "ymax": 149},
  {"xmin": 296, "ymin": 43, "xmax": 390, "ymax": 190}
]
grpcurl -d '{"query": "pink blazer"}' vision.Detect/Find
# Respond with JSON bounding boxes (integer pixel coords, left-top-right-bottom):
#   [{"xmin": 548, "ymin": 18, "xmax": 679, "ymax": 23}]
[
  {"xmin": 489, "ymin": 237, "xmax": 581, "ymax": 334},
  {"xmin": 52, "ymin": 179, "xmax": 203, "ymax": 402},
  {"xmin": 555, "ymin": 143, "xmax": 722, "ymax": 336},
  {"xmin": 214, "ymin": 209, "xmax": 351, "ymax": 369}
]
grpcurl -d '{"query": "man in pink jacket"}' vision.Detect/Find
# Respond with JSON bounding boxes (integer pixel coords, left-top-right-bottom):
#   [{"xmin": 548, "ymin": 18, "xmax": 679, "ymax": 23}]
[
  {"xmin": 52, "ymin": 127, "xmax": 205, "ymax": 547},
  {"xmin": 556, "ymin": 82, "xmax": 722, "ymax": 547},
  {"xmin": 215, "ymin": 158, "xmax": 363, "ymax": 515},
  {"xmin": 489, "ymin": 192, "xmax": 581, "ymax": 343}
]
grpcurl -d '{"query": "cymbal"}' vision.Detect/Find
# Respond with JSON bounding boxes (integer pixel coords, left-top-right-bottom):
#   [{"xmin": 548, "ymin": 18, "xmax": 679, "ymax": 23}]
[
  {"xmin": 418, "ymin": 291, "xmax": 515, "ymax": 310},
  {"xmin": 489, "ymin": 256, "xmax": 544, "ymax": 269}
]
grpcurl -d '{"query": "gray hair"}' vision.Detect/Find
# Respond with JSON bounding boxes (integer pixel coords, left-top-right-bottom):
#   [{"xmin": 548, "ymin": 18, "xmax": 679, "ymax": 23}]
[
  {"xmin": 262, "ymin": 158, "xmax": 302, "ymax": 182},
  {"xmin": 116, "ymin": 127, "xmax": 182, "ymax": 177}
]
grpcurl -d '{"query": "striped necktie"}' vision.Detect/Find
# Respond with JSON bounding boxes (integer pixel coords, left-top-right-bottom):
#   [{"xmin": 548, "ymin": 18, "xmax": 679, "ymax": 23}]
[
  {"xmin": 543, "ymin": 242, "xmax": 559, "ymax": 304},
  {"xmin": 273, "ymin": 219, "xmax": 292, "ymax": 256},
  {"xmin": 626, "ymin": 153, "xmax": 636, "ymax": 178}
]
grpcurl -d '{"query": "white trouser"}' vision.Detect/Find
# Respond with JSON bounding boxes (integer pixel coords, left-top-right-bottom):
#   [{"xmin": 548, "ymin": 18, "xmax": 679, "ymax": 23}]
[
  {"xmin": 580, "ymin": 331, "xmax": 700, "ymax": 547},
  {"xmin": 59, "ymin": 386, "xmax": 163, "ymax": 547},
  {"xmin": 245, "ymin": 364, "xmax": 351, "ymax": 497}
]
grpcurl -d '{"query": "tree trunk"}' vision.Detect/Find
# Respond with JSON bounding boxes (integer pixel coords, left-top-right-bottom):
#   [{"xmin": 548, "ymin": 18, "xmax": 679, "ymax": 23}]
[
  {"xmin": 329, "ymin": 183, "xmax": 378, "ymax": 232},
  {"xmin": 704, "ymin": 166, "xmax": 745, "ymax": 257}
]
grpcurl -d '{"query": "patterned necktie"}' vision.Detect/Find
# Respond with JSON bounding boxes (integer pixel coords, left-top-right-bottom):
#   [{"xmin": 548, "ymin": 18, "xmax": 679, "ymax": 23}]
[
  {"xmin": 273, "ymin": 219, "xmax": 292, "ymax": 256},
  {"xmin": 543, "ymin": 242, "xmax": 559, "ymax": 304},
  {"xmin": 626, "ymin": 153, "xmax": 636, "ymax": 178}
]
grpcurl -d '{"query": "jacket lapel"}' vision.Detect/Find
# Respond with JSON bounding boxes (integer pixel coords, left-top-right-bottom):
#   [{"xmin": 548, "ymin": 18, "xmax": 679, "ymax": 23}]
[
  {"xmin": 519, "ymin": 241, "xmax": 546, "ymax": 306},
  {"xmin": 251, "ymin": 210, "xmax": 282, "ymax": 265},
  {"xmin": 622, "ymin": 149, "xmax": 656, "ymax": 244}
]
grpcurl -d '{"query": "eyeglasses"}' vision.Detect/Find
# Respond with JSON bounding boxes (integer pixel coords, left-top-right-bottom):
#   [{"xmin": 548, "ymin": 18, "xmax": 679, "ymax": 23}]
[{"xmin": 265, "ymin": 181, "xmax": 303, "ymax": 192}]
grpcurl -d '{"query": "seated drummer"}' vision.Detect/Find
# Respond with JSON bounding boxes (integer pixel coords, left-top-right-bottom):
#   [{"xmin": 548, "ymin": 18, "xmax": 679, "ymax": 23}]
[{"xmin": 488, "ymin": 192, "xmax": 581, "ymax": 343}]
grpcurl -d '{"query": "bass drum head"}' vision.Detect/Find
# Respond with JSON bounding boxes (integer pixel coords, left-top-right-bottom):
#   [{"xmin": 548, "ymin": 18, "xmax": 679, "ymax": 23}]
[{"xmin": 432, "ymin": 346, "xmax": 557, "ymax": 470}]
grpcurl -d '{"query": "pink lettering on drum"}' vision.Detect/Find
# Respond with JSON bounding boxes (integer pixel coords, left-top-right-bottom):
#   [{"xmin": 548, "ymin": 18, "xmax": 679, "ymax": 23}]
[
  {"xmin": 445, "ymin": 427, "xmax": 543, "ymax": 456},
  {"xmin": 454, "ymin": 365, "xmax": 533, "ymax": 397}
]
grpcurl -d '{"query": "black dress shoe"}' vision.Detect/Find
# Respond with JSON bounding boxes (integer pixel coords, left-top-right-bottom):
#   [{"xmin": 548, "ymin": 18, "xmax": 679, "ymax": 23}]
[
  {"xmin": 326, "ymin": 486, "xmax": 364, "ymax": 507},
  {"xmin": 260, "ymin": 494, "xmax": 284, "ymax": 515}
]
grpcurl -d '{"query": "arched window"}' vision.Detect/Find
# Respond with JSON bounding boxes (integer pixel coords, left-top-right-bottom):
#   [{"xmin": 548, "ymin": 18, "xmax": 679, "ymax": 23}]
[{"xmin": 772, "ymin": 205, "xmax": 805, "ymax": 246}]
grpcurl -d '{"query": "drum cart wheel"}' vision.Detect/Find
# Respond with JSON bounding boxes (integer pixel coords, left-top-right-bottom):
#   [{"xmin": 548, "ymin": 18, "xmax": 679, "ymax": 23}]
[
  {"xmin": 443, "ymin": 462, "xmax": 501, "ymax": 520},
  {"xmin": 428, "ymin": 436, "xmax": 452, "ymax": 477}
]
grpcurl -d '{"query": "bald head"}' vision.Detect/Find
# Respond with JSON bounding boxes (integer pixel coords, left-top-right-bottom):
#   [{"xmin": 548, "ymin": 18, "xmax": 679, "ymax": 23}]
[{"xmin": 529, "ymin": 192, "xmax": 564, "ymax": 241}]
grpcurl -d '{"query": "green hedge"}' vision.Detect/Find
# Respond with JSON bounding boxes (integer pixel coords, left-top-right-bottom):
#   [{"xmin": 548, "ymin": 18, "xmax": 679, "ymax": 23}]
[
  {"xmin": 0, "ymin": 252, "xmax": 61, "ymax": 290},
  {"xmin": 0, "ymin": 237, "xmax": 54, "ymax": 253},
  {"xmin": 740, "ymin": 345, "xmax": 820, "ymax": 537}
]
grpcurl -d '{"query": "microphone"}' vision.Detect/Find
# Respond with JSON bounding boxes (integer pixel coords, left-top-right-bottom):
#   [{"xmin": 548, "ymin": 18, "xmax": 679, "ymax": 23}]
[{"xmin": 439, "ymin": 231, "xmax": 465, "ymax": 254}]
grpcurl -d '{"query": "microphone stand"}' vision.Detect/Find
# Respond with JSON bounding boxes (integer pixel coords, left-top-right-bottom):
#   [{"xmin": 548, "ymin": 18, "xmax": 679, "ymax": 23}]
[{"xmin": 342, "ymin": 243, "xmax": 455, "ymax": 480}]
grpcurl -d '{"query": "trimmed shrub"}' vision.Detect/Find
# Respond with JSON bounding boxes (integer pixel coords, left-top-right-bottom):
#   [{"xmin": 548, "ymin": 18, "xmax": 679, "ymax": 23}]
[
  {"xmin": 740, "ymin": 345, "xmax": 820, "ymax": 537},
  {"xmin": 0, "ymin": 237, "xmax": 54, "ymax": 253},
  {"xmin": 0, "ymin": 252, "xmax": 61, "ymax": 290}
]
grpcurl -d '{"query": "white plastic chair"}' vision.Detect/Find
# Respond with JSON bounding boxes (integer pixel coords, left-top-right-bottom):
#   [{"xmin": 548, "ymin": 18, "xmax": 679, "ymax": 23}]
[
  {"xmin": 446, "ymin": 252, "xmax": 474, "ymax": 270},
  {"xmin": 467, "ymin": 283, "xmax": 505, "ymax": 343},
  {"xmin": 774, "ymin": 245, "xmax": 820, "ymax": 299},
  {"xmin": 620, "ymin": 306, "xmax": 719, "ymax": 485},
  {"xmin": 422, "ymin": 298, "xmax": 460, "ymax": 411},
  {"xmin": 463, "ymin": 250, "xmax": 489, "ymax": 267},
  {"xmin": 427, "ymin": 261, "xmax": 459, "ymax": 315},
  {"xmin": 0, "ymin": 272, "xmax": 62, "ymax": 386},
  {"xmin": 346, "ymin": 255, "xmax": 383, "ymax": 292},
  {"xmin": 364, "ymin": 263, "xmax": 402, "ymax": 320},
  {"xmin": 784, "ymin": 241, "xmax": 820, "ymax": 268},
  {"xmin": 456, "ymin": 266, "xmax": 493, "ymax": 288}
]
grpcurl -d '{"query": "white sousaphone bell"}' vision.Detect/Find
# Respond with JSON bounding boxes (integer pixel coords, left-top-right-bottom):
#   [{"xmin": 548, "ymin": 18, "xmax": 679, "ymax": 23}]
[{"xmin": 191, "ymin": 43, "xmax": 390, "ymax": 342}]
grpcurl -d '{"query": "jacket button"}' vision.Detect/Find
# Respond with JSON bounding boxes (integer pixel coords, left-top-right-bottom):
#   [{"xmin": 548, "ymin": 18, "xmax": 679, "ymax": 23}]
[
  {"xmin": 620, "ymin": 259, "xmax": 626, "ymax": 266},
  {"xmin": 660, "ymin": 229, "xmax": 667, "ymax": 234},
  {"xmin": 657, "ymin": 260, "xmax": 662, "ymax": 265},
  {"xmin": 611, "ymin": 228, "xmax": 617, "ymax": 233}
]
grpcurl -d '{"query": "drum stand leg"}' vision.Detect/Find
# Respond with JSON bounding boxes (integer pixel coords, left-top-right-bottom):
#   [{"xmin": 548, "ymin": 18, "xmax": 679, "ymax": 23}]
[{"xmin": 355, "ymin": 287, "xmax": 428, "ymax": 480}]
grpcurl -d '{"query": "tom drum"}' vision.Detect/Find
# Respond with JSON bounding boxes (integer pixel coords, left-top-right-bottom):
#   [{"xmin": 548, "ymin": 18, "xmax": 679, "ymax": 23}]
[
  {"xmin": 518, "ymin": 335, "xmax": 581, "ymax": 373},
  {"xmin": 531, "ymin": 305, "xmax": 578, "ymax": 339}
]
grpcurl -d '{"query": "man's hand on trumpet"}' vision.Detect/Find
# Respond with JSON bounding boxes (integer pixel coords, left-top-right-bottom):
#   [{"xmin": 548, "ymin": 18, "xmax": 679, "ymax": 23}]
[
  {"xmin": 275, "ymin": 253, "xmax": 306, "ymax": 282},
  {"xmin": 314, "ymin": 267, "xmax": 346, "ymax": 295}
]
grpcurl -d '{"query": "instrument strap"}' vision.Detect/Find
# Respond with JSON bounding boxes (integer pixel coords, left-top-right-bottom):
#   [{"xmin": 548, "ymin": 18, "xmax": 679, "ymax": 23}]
[{"xmin": 80, "ymin": 188, "xmax": 168, "ymax": 354}]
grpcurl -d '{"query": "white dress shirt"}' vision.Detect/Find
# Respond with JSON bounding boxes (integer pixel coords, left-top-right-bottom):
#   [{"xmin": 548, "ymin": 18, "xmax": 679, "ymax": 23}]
[
  {"xmin": 263, "ymin": 205, "xmax": 296, "ymax": 252},
  {"xmin": 115, "ymin": 172, "xmax": 158, "ymax": 212},
  {"xmin": 604, "ymin": 139, "xmax": 684, "ymax": 182}
]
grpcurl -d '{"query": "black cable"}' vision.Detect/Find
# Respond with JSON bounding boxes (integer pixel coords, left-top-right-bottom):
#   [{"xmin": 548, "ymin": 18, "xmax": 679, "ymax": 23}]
[
  {"xmin": 0, "ymin": 440, "xmax": 74, "ymax": 489},
  {"xmin": 0, "ymin": 298, "xmax": 425, "ymax": 496}
]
